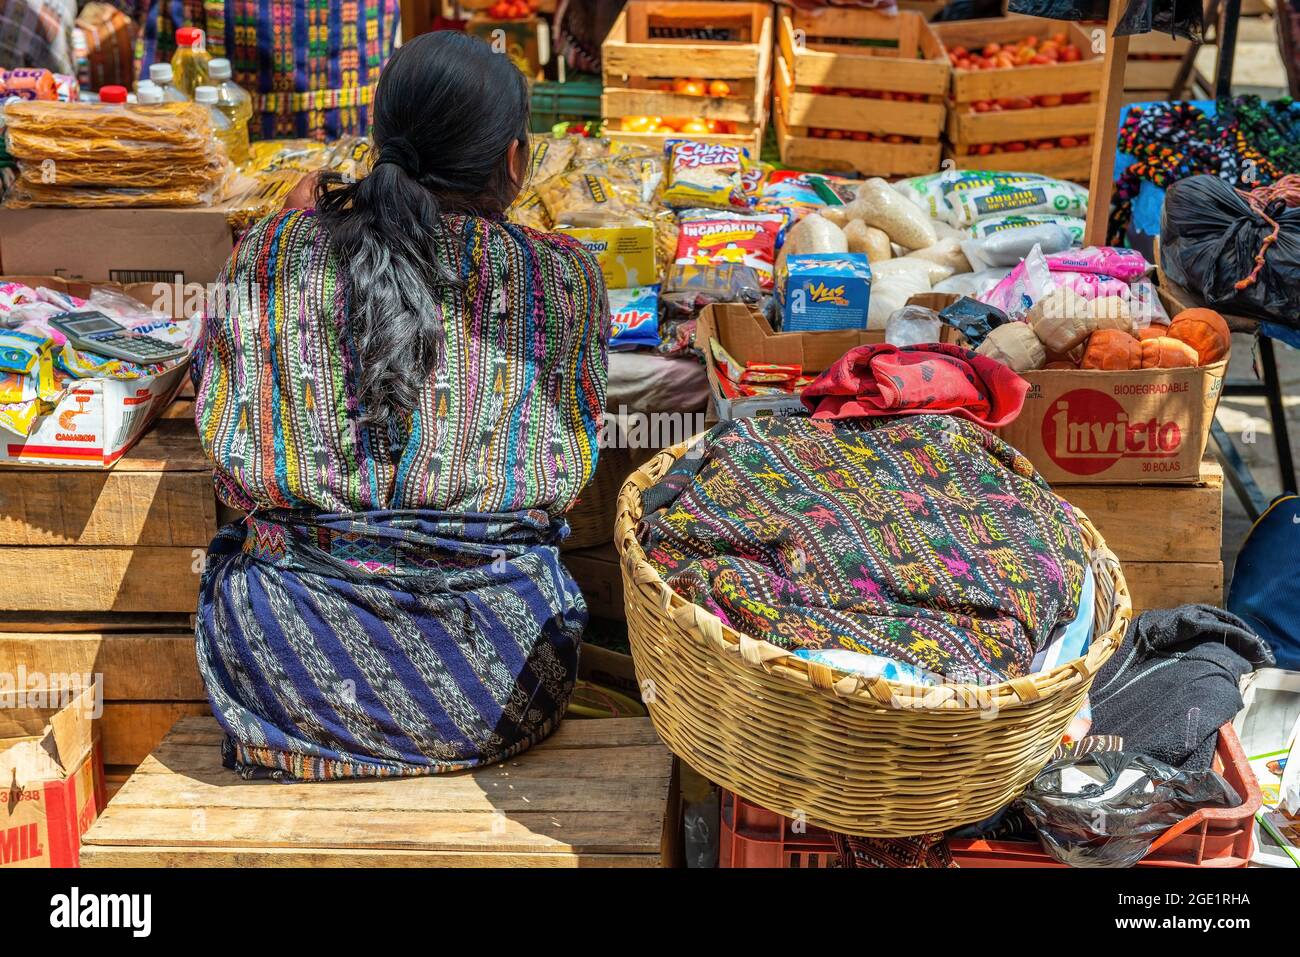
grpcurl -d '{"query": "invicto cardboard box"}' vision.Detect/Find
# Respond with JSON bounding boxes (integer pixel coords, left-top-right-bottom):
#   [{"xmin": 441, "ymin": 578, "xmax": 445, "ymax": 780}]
[
  {"xmin": 999, "ymin": 360, "xmax": 1227, "ymax": 485},
  {"xmin": 0, "ymin": 206, "xmax": 236, "ymax": 285},
  {"xmin": 0, "ymin": 276, "xmax": 192, "ymax": 467},
  {"xmin": 0, "ymin": 682, "xmax": 104, "ymax": 868}
]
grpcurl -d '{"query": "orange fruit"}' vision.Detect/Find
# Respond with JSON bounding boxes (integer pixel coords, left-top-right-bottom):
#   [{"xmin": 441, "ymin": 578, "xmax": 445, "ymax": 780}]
[{"xmin": 708, "ymin": 80, "xmax": 731, "ymax": 97}]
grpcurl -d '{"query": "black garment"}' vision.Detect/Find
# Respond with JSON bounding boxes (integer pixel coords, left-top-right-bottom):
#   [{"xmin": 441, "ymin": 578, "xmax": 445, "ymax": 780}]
[
  {"xmin": 1090, "ymin": 605, "xmax": 1275, "ymax": 771},
  {"xmin": 1007, "ymin": 0, "xmax": 1206, "ymax": 41}
]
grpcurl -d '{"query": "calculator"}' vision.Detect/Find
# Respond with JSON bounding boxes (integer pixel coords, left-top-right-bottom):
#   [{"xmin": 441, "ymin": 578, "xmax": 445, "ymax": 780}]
[{"xmin": 50, "ymin": 310, "xmax": 187, "ymax": 365}]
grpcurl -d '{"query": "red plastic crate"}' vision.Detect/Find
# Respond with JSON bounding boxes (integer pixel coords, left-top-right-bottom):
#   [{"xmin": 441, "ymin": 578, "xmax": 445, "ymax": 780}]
[
  {"xmin": 719, "ymin": 790, "xmax": 839, "ymax": 868},
  {"xmin": 719, "ymin": 723, "xmax": 1261, "ymax": 868}
]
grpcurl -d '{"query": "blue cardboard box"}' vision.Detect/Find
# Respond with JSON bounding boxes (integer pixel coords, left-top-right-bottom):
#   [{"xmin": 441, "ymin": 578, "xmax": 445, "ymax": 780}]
[{"xmin": 779, "ymin": 253, "xmax": 872, "ymax": 332}]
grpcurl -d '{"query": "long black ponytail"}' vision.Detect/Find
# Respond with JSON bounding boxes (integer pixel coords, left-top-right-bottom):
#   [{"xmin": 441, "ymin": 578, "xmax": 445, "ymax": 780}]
[{"xmin": 315, "ymin": 30, "xmax": 530, "ymax": 430}]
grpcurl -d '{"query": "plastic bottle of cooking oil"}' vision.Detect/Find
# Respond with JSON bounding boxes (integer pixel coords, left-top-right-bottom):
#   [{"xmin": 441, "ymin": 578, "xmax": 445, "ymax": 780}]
[
  {"xmin": 135, "ymin": 81, "xmax": 164, "ymax": 105},
  {"xmin": 170, "ymin": 27, "xmax": 212, "ymax": 98},
  {"xmin": 207, "ymin": 58, "xmax": 252, "ymax": 165},
  {"xmin": 194, "ymin": 85, "xmax": 245, "ymax": 166},
  {"xmin": 147, "ymin": 63, "xmax": 190, "ymax": 102}
]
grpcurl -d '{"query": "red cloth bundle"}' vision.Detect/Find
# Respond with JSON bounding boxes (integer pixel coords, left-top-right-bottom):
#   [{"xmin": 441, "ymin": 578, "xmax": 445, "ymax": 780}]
[{"xmin": 800, "ymin": 342, "xmax": 1029, "ymax": 428}]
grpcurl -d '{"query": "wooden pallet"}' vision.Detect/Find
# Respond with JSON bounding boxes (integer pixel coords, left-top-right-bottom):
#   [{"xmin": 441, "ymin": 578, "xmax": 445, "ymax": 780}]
[
  {"xmin": 774, "ymin": 9, "xmax": 946, "ymax": 177},
  {"xmin": 602, "ymin": 0, "xmax": 771, "ymax": 153},
  {"xmin": 82, "ymin": 715, "xmax": 678, "ymax": 867}
]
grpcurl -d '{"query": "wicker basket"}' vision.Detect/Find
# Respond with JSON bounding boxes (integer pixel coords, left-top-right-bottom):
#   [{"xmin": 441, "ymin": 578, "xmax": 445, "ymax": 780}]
[{"xmin": 614, "ymin": 438, "xmax": 1132, "ymax": 837}]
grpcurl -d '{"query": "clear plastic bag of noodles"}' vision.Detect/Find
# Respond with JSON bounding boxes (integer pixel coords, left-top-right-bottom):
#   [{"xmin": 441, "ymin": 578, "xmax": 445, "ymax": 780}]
[
  {"xmin": 327, "ymin": 136, "xmax": 373, "ymax": 180},
  {"xmin": 16, "ymin": 157, "xmax": 227, "ymax": 191},
  {"xmin": 245, "ymin": 138, "xmax": 333, "ymax": 175},
  {"xmin": 5, "ymin": 176, "xmax": 230, "ymax": 207},
  {"xmin": 536, "ymin": 165, "xmax": 635, "ymax": 225},
  {"xmin": 3, "ymin": 100, "xmax": 220, "ymax": 163}
]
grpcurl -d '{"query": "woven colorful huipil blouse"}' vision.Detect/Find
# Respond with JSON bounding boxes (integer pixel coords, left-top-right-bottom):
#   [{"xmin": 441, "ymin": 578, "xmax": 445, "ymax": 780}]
[{"xmin": 190, "ymin": 209, "xmax": 610, "ymax": 780}]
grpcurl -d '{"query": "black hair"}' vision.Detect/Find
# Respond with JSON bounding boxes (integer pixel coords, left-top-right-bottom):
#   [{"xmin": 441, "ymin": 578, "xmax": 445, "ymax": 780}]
[{"xmin": 315, "ymin": 30, "xmax": 530, "ymax": 430}]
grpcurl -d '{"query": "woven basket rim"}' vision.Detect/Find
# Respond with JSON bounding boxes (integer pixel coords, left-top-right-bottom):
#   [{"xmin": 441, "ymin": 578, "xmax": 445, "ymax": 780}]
[{"xmin": 614, "ymin": 431, "xmax": 1133, "ymax": 711}]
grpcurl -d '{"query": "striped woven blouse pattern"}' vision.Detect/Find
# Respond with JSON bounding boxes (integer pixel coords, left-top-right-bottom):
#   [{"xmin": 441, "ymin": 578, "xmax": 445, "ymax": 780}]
[{"xmin": 192, "ymin": 208, "xmax": 610, "ymax": 518}]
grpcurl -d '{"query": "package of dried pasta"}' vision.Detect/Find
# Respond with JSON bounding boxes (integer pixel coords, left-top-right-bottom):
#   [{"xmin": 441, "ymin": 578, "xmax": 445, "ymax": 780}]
[
  {"xmin": 245, "ymin": 138, "xmax": 333, "ymax": 174},
  {"xmin": 17, "ymin": 159, "xmax": 227, "ymax": 190},
  {"xmin": 537, "ymin": 168, "xmax": 632, "ymax": 225},
  {"xmin": 3, "ymin": 100, "xmax": 218, "ymax": 151},
  {"xmin": 508, "ymin": 187, "xmax": 552, "ymax": 231}
]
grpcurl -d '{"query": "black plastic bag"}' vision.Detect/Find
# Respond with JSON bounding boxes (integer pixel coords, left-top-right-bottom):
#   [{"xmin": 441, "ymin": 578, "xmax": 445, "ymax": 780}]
[
  {"xmin": 1161, "ymin": 174, "xmax": 1300, "ymax": 326},
  {"xmin": 1007, "ymin": 0, "xmax": 1205, "ymax": 41},
  {"xmin": 938, "ymin": 296, "xmax": 1010, "ymax": 348},
  {"xmin": 1019, "ymin": 751, "xmax": 1241, "ymax": 868}
]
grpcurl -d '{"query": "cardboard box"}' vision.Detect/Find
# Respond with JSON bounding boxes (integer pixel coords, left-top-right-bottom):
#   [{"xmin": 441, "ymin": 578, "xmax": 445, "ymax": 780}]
[
  {"xmin": 779, "ymin": 253, "xmax": 872, "ymax": 332},
  {"xmin": 1, "ymin": 682, "xmax": 104, "ymax": 868},
  {"xmin": 0, "ymin": 206, "xmax": 235, "ymax": 285},
  {"xmin": 556, "ymin": 223, "xmax": 657, "ymax": 289},
  {"xmin": 1000, "ymin": 360, "xmax": 1226, "ymax": 485},
  {"xmin": 0, "ymin": 277, "xmax": 191, "ymax": 467},
  {"xmin": 698, "ymin": 302, "xmax": 958, "ymax": 419},
  {"xmin": 907, "ymin": 290, "xmax": 1226, "ymax": 485}
]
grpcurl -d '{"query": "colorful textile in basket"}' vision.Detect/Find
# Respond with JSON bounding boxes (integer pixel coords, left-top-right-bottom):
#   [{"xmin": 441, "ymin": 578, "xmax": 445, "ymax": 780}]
[
  {"xmin": 638, "ymin": 415, "xmax": 1087, "ymax": 685},
  {"xmin": 800, "ymin": 342, "xmax": 1029, "ymax": 428},
  {"xmin": 135, "ymin": 0, "xmax": 399, "ymax": 140},
  {"xmin": 195, "ymin": 508, "xmax": 586, "ymax": 780}
]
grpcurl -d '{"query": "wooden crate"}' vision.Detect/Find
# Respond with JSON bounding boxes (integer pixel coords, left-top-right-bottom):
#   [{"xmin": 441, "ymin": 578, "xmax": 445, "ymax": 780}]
[
  {"xmin": 0, "ymin": 412, "xmax": 215, "ymax": 613},
  {"xmin": 943, "ymin": 143, "xmax": 1095, "ymax": 181},
  {"xmin": 602, "ymin": 1, "xmax": 771, "ymax": 153},
  {"xmin": 1056, "ymin": 458, "xmax": 1223, "ymax": 565},
  {"xmin": 774, "ymin": 9, "xmax": 946, "ymax": 176},
  {"xmin": 935, "ymin": 16, "xmax": 1102, "ymax": 181},
  {"xmin": 1125, "ymin": 31, "xmax": 1194, "ymax": 93},
  {"xmin": 1122, "ymin": 561, "xmax": 1224, "ymax": 613},
  {"xmin": 82, "ymin": 715, "xmax": 678, "ymax": 867}
]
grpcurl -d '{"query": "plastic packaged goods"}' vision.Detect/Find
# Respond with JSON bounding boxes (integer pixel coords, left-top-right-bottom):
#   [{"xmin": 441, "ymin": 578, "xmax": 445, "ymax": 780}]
[
  {"xmin": 976, "ymin": 321, "xmax": 1047, "ymax": 373},
  {"xmin": 207, "ymin": 58, "xmax": 252, "ymax": 167},
  {"xmin": 662, "ymin": 141, "xmax": 749, "ymax": 211},
  {"xmin": 1, "ymin": 67, "xmax": 58, "ymax": 101},
  {"xmin": 608, "ymin": 285, "xmax": 661, "ymax": 350},
  {"xmin": 1019, "ymin": 751, "xmax": 1240, "ymax": 868},
  {"xmin": 885, "ymin": 305, "xmax": 942, "ymax": 347},
  {"xmin": 537, "ymin": 168, "xmax": 633, "ymax": 224},
  {"xmin": 970, "ymin": 213, "xmax": 1086, "ymax": 244},
  {"xmin": 849, "ymin": 178, "xmax": 937, "ymax": 250},
  {"xmin": 1044, "ymin": 246, "xmax": 1151, "ymax": 280},
  {"xmin": 171, "ymin": 26, "xmax": 212, "ymax": 98},
  {"xmin": 961, "ymin": 223, "xmax": 1074, "ymax": 270},
  {"xmin": 981, "ymin": 245, "xmax": 1054, "ymax": 318},
  {"xmin": 2, "ymin": 100, "xmax": 228, "ymax": 207},
  {"xmin": 947, "ymin": 180, "xmax": 1088, "ymax": 227},
  {"xmin": 194, "ymin": 85, "xmax": 243, "ymax": 166},
  {"xmin": 845, "ymin": 220, "xmax": 892, "ymax": 262},
  {"xmin": 675, "ymin": 212, "xmax": 783, "ymax": 289},
  {"xmin": 934, "ymin": 267, "xmax": 1012, "ymax": 300},
  {"xmin": 148, "ymin": 62, "xmax": 190, "ymax": 102},
  {"xmin": 905, "ymin": 238, "xmax": 971, "ymax": 275}
]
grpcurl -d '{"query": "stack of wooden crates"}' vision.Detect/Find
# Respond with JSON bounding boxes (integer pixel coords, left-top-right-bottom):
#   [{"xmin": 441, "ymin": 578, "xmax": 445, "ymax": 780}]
[
  {"xmin": 0, "ymin": 401, "xmax": 214, "ymax": 798},
  {"xmin": 602, "ymin": 0, "xmax": 772, "ymax": 156},
  {"xmin": 1057, "ymin": 459, "xmax": 1226, "ymax": 613},
  {"xmin": 774, "ymin": 8, "xmax": 948, "ymax": 178}
]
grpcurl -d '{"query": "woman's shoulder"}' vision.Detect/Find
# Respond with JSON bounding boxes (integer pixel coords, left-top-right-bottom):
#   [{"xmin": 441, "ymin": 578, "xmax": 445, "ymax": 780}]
[
  {"xmin": 234, "ymin": 208, "xmax": 328, "ymax": 259},
  {"xmin": 499, "ymin": 219, "xmax": 604, "ymax": 282}
]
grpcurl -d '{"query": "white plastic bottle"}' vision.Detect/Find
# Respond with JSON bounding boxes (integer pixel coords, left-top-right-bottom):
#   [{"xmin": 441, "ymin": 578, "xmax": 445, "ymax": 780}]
[
  {"xmin": 148, "ymin": 62, "xmax": 190, "ymax": 102},
  {"xmin": 135, "ymin": 82, "xmax": 164, "ymax": 105},
  {"xmin": 207, "ymin": 58, "xmax": 252, "ymax": 165},
  {"xmin": 194, "ymin": 85, "xmax": 245, "ymax": 166}
]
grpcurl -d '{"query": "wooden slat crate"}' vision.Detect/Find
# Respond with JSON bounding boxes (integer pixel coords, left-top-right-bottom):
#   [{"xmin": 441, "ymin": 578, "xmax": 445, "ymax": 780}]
[
  {"xmin": 0, "ymin": 412, "xmax": 215, "ymax": 613},
  {"xmin": 774, "ymin": 9, "xmax": 947, "ymax": 176},
  {"xmin": 934, "ymin": 16, "xmax": 1103, "ymax": 181},
  {"xmin": 1057, "ymin": 456, "xmax": 1225, "ymax": 613},
  {"xmin": 82, "ymin": 715, "xmax": 678, "ymax": 867},
  {"xmin": 602, "ymin": 0, "xmax": 771, "ymax": 156},
  {"xmin": 1125, "ymin": 31, "xmax": 1194, "ymax": 94}
]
